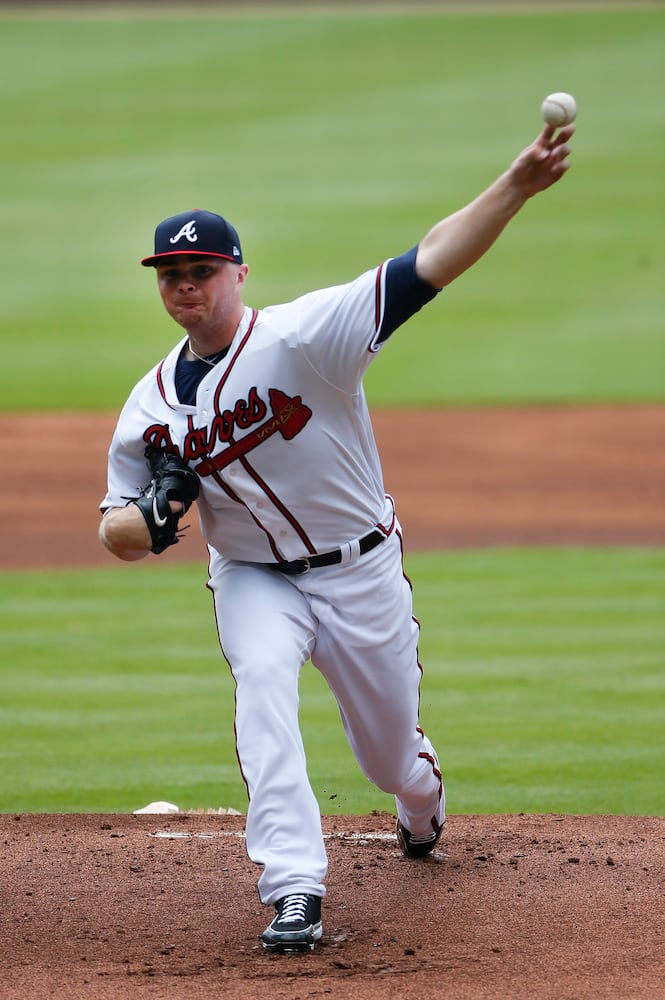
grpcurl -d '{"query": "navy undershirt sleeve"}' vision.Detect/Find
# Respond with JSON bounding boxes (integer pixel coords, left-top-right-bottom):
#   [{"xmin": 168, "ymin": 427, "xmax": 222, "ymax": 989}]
[{"xmin": 377, "ymin": 245, "xmax": 440, "ymax": 345}]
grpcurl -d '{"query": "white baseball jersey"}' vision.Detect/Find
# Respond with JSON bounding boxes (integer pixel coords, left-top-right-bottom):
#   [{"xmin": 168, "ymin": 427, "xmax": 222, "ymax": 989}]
[{"xmin": 101, "ymin": 247, "xmax": 438, "ymax": 562}]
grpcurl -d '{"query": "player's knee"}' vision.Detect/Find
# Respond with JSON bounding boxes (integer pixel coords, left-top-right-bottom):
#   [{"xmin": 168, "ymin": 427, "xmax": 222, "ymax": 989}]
[{"xmin": 360, "ymin": 745, "xmax": 436, "ymax": 798}]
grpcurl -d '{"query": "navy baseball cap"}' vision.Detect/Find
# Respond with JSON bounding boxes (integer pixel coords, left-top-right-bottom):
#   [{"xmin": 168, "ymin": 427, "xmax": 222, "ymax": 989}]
[{"xmin": 141, "ymin": 209, "xmax": 243, "ymax": 267}]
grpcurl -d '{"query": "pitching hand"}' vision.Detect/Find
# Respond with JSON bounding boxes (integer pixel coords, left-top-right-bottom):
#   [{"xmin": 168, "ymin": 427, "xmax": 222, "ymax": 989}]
[{"xmin": 509, "ymin": 124, "xmax": 575, "ymax": 199}]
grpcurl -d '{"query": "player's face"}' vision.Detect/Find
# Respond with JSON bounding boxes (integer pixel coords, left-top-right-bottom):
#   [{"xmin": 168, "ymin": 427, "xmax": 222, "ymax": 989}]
[{"xmin": 156, "ymin": 256, "xmax": 247, "ymax": 336}]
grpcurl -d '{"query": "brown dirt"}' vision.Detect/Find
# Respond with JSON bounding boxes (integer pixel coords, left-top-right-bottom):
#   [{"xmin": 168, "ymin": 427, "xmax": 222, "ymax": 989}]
[
  {"xmin": 3, "ymin": 812, "xmax": 663, "ymax": 1000},
  {"xmin": 1, "ymin": 404, "xmax": 664, "ymax": 570},
  {"xmin": 1, "ymin": 405, "xmax": 664, "ymax": 999}
]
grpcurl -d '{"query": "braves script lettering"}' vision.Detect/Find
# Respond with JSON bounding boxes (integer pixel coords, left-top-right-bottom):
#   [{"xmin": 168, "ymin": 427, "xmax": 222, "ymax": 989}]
[{"xmin": 143, "ymin": 387, "xmax": 312, "ymax": 474}]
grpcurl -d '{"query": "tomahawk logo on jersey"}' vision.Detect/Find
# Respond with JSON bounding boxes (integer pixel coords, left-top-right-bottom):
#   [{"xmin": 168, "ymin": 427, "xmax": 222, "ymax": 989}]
[{"xmin": 142, "ymin": 387, "xmax": 313, "ymax": 474}]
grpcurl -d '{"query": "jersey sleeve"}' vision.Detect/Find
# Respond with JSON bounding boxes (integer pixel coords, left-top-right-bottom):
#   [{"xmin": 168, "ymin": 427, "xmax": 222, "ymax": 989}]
[
  {"xmin": 99, "ymin": 385, "xmax": 154, "ymax": 511},
  {"xmin": 376, "ymin": 245, "xmax": 440, "ymax": 345},
  {"xmin": 100, "ymin": 431, "xmax": 148, "ymax": 511},
  {"xmin": 292, "ymin": 247, "xmax": 439, "ymax": 394}
]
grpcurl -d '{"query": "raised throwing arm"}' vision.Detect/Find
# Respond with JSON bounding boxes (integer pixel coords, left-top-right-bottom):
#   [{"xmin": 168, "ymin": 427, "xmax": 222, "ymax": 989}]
[{"xmin": 416, "ymin": 123, "xmax": 575, "ymax": 290}]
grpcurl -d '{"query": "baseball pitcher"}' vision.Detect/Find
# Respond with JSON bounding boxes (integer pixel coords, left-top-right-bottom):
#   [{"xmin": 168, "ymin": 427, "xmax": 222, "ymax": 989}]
[{"xmin": 100, "ymin": 123, "xmax": 574, "ymax": 952}]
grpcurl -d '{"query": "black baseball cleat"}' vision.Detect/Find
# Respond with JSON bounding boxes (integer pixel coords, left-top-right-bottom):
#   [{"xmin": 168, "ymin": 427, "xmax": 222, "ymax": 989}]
[
  {"xmin": 396, "ymin": 818, "xmax": 444, "ymax": 858},
  {"xmin": 261, "ymin": 893, "xmax": 323, "ymax": 953}
]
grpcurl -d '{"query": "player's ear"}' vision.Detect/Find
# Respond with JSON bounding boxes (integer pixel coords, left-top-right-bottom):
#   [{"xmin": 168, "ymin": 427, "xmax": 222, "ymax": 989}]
[{"xmin": 237, "ymin": 263, "xmax": 249, "ymax": 288}]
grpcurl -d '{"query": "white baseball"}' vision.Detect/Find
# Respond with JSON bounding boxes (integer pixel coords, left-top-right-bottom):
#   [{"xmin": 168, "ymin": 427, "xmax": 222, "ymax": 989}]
[{"xmin": 540, "ymin": 92, "xmax": 577, "ymax": 127}]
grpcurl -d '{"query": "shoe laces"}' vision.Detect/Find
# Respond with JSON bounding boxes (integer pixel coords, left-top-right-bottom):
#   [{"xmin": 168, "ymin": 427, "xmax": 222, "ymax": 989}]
[
  {"xmin": 409, "ymin": 830, "xmax": 437, "ymax": 845},
  {"xmin": 279, "ymin": 894, "xmax": 310, "ymax": 924}
]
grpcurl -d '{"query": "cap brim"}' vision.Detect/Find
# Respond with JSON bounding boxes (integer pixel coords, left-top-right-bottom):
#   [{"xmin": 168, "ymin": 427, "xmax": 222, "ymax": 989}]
[{"xmin": 141, "ymin": 250, "xmax": 240, "ymax": 267}]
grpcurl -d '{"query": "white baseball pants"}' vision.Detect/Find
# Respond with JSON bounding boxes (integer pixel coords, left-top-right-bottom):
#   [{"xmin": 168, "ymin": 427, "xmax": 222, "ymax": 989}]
[{"xmin": 208, "ymin": 527, "xmax": 445, "ymax": 904}]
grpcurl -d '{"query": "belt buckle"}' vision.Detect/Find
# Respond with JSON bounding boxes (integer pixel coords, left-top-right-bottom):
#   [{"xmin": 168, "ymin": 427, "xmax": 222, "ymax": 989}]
[{"xmin": 293, "ymin": 557, "xmax": 311, "ymax": 575}]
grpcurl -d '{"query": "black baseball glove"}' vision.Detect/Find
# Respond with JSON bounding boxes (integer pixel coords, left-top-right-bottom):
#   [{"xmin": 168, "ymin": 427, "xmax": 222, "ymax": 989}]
[{"xmin": 132, "ymin": 445, "xmax": 200, "ymax": 554}]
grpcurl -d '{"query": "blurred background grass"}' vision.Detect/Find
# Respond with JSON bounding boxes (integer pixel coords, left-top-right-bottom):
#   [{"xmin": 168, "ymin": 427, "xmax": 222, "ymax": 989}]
[
  {"xmin": 0, "ymin": 4, "xmax": 663, "ymax": 409},
  {"xmin": 0, "ymin": 4, "xmax": 663, "ymax": 817}
]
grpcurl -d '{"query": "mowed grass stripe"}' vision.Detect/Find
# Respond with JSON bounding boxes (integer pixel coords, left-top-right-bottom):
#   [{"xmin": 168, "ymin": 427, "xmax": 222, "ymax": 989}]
[{"xmin": 1, "ymin": 547, "xmax": 663, "ymax": 815}]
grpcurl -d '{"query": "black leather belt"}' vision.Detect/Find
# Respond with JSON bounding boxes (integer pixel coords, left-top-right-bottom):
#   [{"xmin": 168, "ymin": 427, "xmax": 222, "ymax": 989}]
[{"xmin": 271, "ymin": 528, "xmax": 386, "ymax": 576}]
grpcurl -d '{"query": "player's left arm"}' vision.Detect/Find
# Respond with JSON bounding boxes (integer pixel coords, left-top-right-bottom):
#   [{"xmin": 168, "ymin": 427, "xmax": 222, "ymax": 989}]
[
  {"xmin": 100, "ymin": 446, "xmax": 199, "ymax": 560},
  {"xmin": 415, "ymin": 124, "xmax": 574, "ymax": 290},
  {"xmin": 99, "ymin": 504, "xmax": 155, "ymax": 561},
  {"xmin": 100, "ymin": 492, "xmax": 192, "ymax": 561}
]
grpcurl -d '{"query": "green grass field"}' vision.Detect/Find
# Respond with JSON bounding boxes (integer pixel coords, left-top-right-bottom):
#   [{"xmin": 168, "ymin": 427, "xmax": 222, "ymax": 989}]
[
  {"xmin": 0, "ymin": 4, "xmax": 663, "ymax": 409},
  {"xmin": 0, "ymin": 5, "xmax": 663, "ymax": 818},
  {"xmin": 1, "ymin": 548, "xmax": 663, "ymax": 816}
]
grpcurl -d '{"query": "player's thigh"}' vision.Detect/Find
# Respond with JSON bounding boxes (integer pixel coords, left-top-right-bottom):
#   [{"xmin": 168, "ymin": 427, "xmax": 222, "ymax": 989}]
[
  {"xmin": 208, "ymin": 558, "xmax": 317, "ymax": 678},
  {"xmin": 310, "ymin": 531, "xmax": 419, "ymax": 678},
  {"xmin": 310, "ymin": 537, "xmax": 423, "ymax": 758}
]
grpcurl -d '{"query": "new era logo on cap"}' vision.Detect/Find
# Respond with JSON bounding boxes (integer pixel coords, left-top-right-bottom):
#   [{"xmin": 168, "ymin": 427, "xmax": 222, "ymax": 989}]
[{"xmin": 141, "ymin": 209, "xmax": 243, "ymax": 267}]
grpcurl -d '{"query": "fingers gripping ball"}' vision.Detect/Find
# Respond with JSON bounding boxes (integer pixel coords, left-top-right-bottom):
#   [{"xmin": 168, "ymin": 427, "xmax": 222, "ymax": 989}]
[
  {"xmin": 133, "ymin": 445, "xmax": 200, "ymax": 554},
  {"xmin": 540, "ymin": 92, "xmax": 577, "ymax": 127}
]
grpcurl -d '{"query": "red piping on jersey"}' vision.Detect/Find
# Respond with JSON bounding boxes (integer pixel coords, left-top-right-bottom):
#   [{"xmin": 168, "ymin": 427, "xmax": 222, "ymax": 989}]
[
  {"xmin": 373, "ymin": 262, "xmax": 385, "ymax": 340},
  {"xmin": 237, "ymin": 454, "xmax": 316, "ymax": 554},
  {"xmin": 202, "ymin": 308, "xmax": 315, "ymax": 556},
  {"xmin": 210, "ymin": 470, "xmax": 284, "ymax": 562},
  {"xmin": 154, "ymin": 309, "xmax": 257, "ymax": 410},
  {"xmin": 156, "ymin": 361, "xmax": 177, "ymax": 410},
  {"xmin": 212, "ymin": 308, "xmax": 258, "ymax": 414},
  {"xmin": 376, "ymin": 499, "xmax": 396, "ymax": 538}
]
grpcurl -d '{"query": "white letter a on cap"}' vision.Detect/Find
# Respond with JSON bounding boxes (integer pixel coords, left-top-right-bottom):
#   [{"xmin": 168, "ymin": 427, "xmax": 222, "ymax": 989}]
[{"xmin": 170, "ymin": 221, "xmax": 198, "ymax": 245}]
